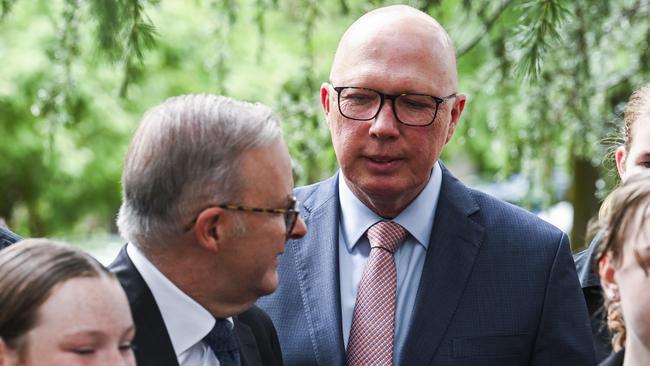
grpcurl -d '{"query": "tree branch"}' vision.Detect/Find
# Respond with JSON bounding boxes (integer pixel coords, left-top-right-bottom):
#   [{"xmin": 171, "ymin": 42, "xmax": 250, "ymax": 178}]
[{"xmin": 457, "ymin": 0, "xmax": 516, "ymax": 58}]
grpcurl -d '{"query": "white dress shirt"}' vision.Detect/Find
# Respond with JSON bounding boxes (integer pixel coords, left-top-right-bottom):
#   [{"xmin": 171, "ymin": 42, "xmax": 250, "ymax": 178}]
[
  {"xmin": 127, "ymin": 244, "xmax": 234, "ymax": 366},
  {"xmin": 338, "ymin": 161, "xmax": 442, "ymax": 364}
]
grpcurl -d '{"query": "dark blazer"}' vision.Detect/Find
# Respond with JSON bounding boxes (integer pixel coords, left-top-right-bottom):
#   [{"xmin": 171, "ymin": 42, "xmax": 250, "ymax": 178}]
[
  {"xmin": 574, "ymin": 231, "xmax": 612, "ymax": 362},
  {"xmin": 257, "ymin": 167, "xmax": 595, "ymax": 365},
  {"xmin": 0, "ymin": 227, "xmax": 21, "ymax": 249},
  {"xmin": 109, "ymin": 246, "xmax": 283, "ymax": 366}
]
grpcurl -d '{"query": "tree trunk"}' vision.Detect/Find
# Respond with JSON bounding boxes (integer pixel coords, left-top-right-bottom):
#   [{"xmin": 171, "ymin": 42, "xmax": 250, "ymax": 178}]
[{"xmin": 569, "ymin": 157, "xmax": 600, "ymax": 252}]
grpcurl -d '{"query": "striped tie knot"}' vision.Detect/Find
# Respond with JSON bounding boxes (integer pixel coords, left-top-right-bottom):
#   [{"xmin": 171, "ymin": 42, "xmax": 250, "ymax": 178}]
[{"xmin": 367, "ymin": 221, "xmax": 407, "ymax": 253}]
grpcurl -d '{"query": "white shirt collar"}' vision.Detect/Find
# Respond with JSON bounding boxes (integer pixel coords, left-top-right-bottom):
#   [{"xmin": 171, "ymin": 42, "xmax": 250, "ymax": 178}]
[
  {"xmin": 338, "ymin": 161, "xmax": 442, "ymax": 250},
  {"xmin": 126, "ymin": 243, "xmax": 234, "ymax": 357}
]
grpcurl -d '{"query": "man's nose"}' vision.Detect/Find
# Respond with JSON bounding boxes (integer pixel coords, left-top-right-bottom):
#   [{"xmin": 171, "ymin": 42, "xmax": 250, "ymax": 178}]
[
  {"xmin": 368, "ymin": 99, "xmax": 400, "ymax": 139},
  {"xmin": 289, "ymin": 216, "xmax": 307, "ymax": 239}
]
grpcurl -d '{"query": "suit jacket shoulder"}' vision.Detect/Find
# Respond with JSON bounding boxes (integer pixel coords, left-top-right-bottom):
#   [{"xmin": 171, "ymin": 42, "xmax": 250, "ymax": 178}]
[
  {"xmin": 110, "ymin": 245, "xmax": 283, "ymax": 366},
  {"xmin": 400, "ymin": 167, "xmax": 594, "ymax": 365},
  {"xmin": 109, "ymin": 246, "xmax": 179, "ymax": 366},
  {"xmin": 236, "ymin": 306, "xmax": 283, "ymax": 366}
]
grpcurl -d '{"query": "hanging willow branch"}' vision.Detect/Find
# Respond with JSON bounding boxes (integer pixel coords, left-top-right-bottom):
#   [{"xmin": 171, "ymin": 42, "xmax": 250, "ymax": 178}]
[
  {"xmin": 86, "ymin": 0, "xmax": 158, "ymax": 96},
  {"xmin": 0, "ymin": 0, "xmax": 17, "ymax": 19},
  {"xmin": 208, "ymin": 0, "xmax": 238, "ymax": 94},
  {"xmin": 298, "ymin": 0, "xmax": 320, "ymax": 90},
  {"xmin": 118, "ymin": 1, "xmax": 158, "ymax": 97},
  {"xmin": 457, "ymin": 0, "xmax": 516, "ymax": 58},
  {"xmin": 30, "ymin": 0, "xmax": 82, "ymax": 160},
  {"xmin": 513, "ymin": 0, "xmax": 571, "ymax": 80},
  {"xmin": 254, "ymin": 0, "xmax": 276, "ymax": 64}
]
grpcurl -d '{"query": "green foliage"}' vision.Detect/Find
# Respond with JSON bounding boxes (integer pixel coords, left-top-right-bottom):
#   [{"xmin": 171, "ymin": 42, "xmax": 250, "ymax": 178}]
[{"xmin": 513, "ymin": 0, "xmax": 571, "ymax": 79}]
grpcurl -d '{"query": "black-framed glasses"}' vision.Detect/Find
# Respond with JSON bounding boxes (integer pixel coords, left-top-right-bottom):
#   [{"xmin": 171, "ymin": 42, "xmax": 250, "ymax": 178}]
[
  {"xmin": 185, "ymin": 196, "xmax": 300, "ymax": 239},
  {"xmin": 333, "ymin": 86, "xmax": 456, "ymax": 127}
]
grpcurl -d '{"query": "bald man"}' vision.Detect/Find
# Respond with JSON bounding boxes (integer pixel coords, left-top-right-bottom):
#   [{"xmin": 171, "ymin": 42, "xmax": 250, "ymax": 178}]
[{"xmin": 257, "ymin": 5, "xmax": 594, "ymax": 365}]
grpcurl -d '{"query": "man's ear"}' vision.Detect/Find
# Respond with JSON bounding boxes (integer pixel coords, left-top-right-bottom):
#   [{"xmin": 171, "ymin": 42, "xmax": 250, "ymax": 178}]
[
  {"xmin": 599, "ymin": 253, "xmax": 620, "ymax": 302},
  {"xmin": 445, "ymin": 94, "xmax": 466, "ymax": 143},
  {"xmin": 193, "ymin": 207, "xmax": 225, "ymax": 253},
  {"xmin": 321, "ymin": 83, "xmax": 331, "ymax": 115},
  {"xmin": 615, "ymin": 145, "xmax": 627, "ymax": 180}
]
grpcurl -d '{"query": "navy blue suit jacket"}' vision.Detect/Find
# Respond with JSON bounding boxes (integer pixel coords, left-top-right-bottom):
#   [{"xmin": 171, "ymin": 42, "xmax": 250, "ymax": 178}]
[{"xmin": 257, "ymin": 167, "xmax": 595, "ymax": 365}]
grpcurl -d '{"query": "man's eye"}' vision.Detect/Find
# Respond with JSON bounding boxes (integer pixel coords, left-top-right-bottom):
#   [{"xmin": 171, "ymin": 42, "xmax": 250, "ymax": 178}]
[
  {"xmin": 344, "ymin": 95, "xmax": 374, "ymax": 104},
  {"xmin": 642, "ymin": 161, "xmax": 650, "ymax": 168},
  {"xmin": 119, "ymin": 342, "xmax": 134, "ymax": 352},
  {"xmin": 399, "ymin": 97, "xmax": 434, "ymax": 111}
]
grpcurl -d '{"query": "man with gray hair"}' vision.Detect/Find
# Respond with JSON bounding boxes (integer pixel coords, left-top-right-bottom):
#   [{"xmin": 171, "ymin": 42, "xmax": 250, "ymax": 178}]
[{"xmin": 110, "ymin": 94, "xmax": 306, "ymax": 366}]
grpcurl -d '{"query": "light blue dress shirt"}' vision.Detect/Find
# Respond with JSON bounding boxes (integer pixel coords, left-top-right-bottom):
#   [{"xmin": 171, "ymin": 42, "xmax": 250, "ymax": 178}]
[{"xmin": 338, "ymin": 162, "xmax": 442, "ymax": 364}]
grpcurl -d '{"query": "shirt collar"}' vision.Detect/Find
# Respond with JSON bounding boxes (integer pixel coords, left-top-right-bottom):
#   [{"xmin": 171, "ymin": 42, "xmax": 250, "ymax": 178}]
[
  {"xmin": 338, "ymin": 161, "xmax": 442, "ymax": 250},
  {"xmin": 126, "ymin": 243, "xmax": 234, "ymax": 357}
]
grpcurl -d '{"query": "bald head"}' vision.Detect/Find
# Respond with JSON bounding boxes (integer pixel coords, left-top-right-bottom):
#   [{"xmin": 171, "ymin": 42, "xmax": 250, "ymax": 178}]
[{"xmin": 330, "ymin": 5, "xmax": 457, "ymax": 92}]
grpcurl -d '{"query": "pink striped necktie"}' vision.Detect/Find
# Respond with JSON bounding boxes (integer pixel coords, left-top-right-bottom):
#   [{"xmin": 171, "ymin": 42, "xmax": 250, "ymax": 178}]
[{"xmin": 346, "ymin": 221, "xmax": 408, "ymax": 366}]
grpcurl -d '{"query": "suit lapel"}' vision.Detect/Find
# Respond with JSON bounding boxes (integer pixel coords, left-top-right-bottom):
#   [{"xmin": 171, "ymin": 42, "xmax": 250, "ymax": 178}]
[
  {"xmin": 109, "ymin": 246, "xmax": 179, "ymax": 366},
  {"xmin": 292, "ymin": 175, "xmax": 346, "ymax": 365},
  {"xmin": 400, "ymin": 167, "xmax": 485, "ymax": 365},
  {"xmin": 234, "ymin": 318, "xmax": 261, "ymax": 366}
]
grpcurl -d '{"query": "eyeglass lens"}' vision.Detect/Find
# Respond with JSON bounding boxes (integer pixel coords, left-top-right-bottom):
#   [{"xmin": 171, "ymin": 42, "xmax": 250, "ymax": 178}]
[{"xmin": 284, "ymin": 199, "xmax": 299, "ymax": 238}]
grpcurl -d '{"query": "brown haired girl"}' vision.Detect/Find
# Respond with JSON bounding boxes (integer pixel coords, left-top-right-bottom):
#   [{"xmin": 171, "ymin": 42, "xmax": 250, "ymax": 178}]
[
  {"xmin": 597, "ymin": 170, "xmax": 650, "ymax": 365},
  {"xmin": 0, "ymin": 239, "xmax": 136, "ymax": 365}
]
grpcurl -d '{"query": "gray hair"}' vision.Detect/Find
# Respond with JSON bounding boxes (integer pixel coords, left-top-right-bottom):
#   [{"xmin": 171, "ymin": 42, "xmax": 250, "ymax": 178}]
[{"xmin": 116, "ymin": 94, "xmax": 282, "ymax": 248}]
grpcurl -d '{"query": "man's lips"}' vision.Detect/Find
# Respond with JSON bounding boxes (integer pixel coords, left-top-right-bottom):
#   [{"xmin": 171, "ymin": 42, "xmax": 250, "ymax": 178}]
[
  {"xmin": 365, "ymin": 154, "xmax": 402, "ymax": 162},
  {"xmin": 364, "ymin": 155, "xmax": 403, "ymax": 171}
]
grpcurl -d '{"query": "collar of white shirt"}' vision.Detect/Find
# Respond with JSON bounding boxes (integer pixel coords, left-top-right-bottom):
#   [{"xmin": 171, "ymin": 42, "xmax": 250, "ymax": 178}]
[
  {"xmin": 338, "ymin": 161, "xmax": 442, "ymax": 251},
  {"xmin": 126, "ymin": 243, "xmax": 234, "ymax": 359}
]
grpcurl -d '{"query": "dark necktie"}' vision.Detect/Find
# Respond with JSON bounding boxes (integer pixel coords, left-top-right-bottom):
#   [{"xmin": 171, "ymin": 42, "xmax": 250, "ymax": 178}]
[
  {"xmin": 347, "ymin": 221, "xmax": 408, "ymax": 366},
  {"xmin": 203, "ymin": 318, "xmax": 241, "ymax": 366}
]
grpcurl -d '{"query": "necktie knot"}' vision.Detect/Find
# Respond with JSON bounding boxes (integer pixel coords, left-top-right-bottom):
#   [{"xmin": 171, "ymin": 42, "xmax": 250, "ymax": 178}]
[
  {"xmin": 367, "ymin": 221, "xmax": 407, "ymax": 253},
  {"xmin": 203, "ymin": 318, "xmax": 241, "ymax": 366}
]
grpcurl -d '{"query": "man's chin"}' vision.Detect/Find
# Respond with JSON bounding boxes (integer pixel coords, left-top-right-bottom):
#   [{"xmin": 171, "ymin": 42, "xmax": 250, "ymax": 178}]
[
  {"xmin": 358, "ymin": 181, "xmax": 410, "ymax": 201},
  {"xmin": 258, "ymin": 276, "xmax": 279, "ymax": 297}
]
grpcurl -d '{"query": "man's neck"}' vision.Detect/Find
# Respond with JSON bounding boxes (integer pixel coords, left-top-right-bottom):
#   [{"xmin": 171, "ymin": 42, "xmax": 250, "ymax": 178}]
[
  {"xmin": 346, "ymin": 182, "xmax": 426, "ymax": 219},
  {"xmin": 139, "ymin": 242, "xmax": 255, "ymax": 318}
]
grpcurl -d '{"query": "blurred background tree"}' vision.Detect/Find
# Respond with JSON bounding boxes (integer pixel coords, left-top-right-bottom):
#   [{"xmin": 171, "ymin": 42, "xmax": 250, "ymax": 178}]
[{"xmin": 1, "ymin": 0, "xmax": 649, "ymax": 250}]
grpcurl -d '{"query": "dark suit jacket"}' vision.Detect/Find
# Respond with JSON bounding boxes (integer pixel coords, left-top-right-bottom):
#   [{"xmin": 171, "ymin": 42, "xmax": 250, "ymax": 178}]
[
  {"xmin": 257, "ymin": 167, "xmax": 595, "ymax": 365},
  {"xmin": 0, "ymin": 227, "xmax": 21, "ymax": 249},
  {"xmin": 109, "ymin": 246, "xmax": 283, "ymax": 366},
  {"xmin": 574, "ymin": 231, "xmax": 612, "ymax": 362}
]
